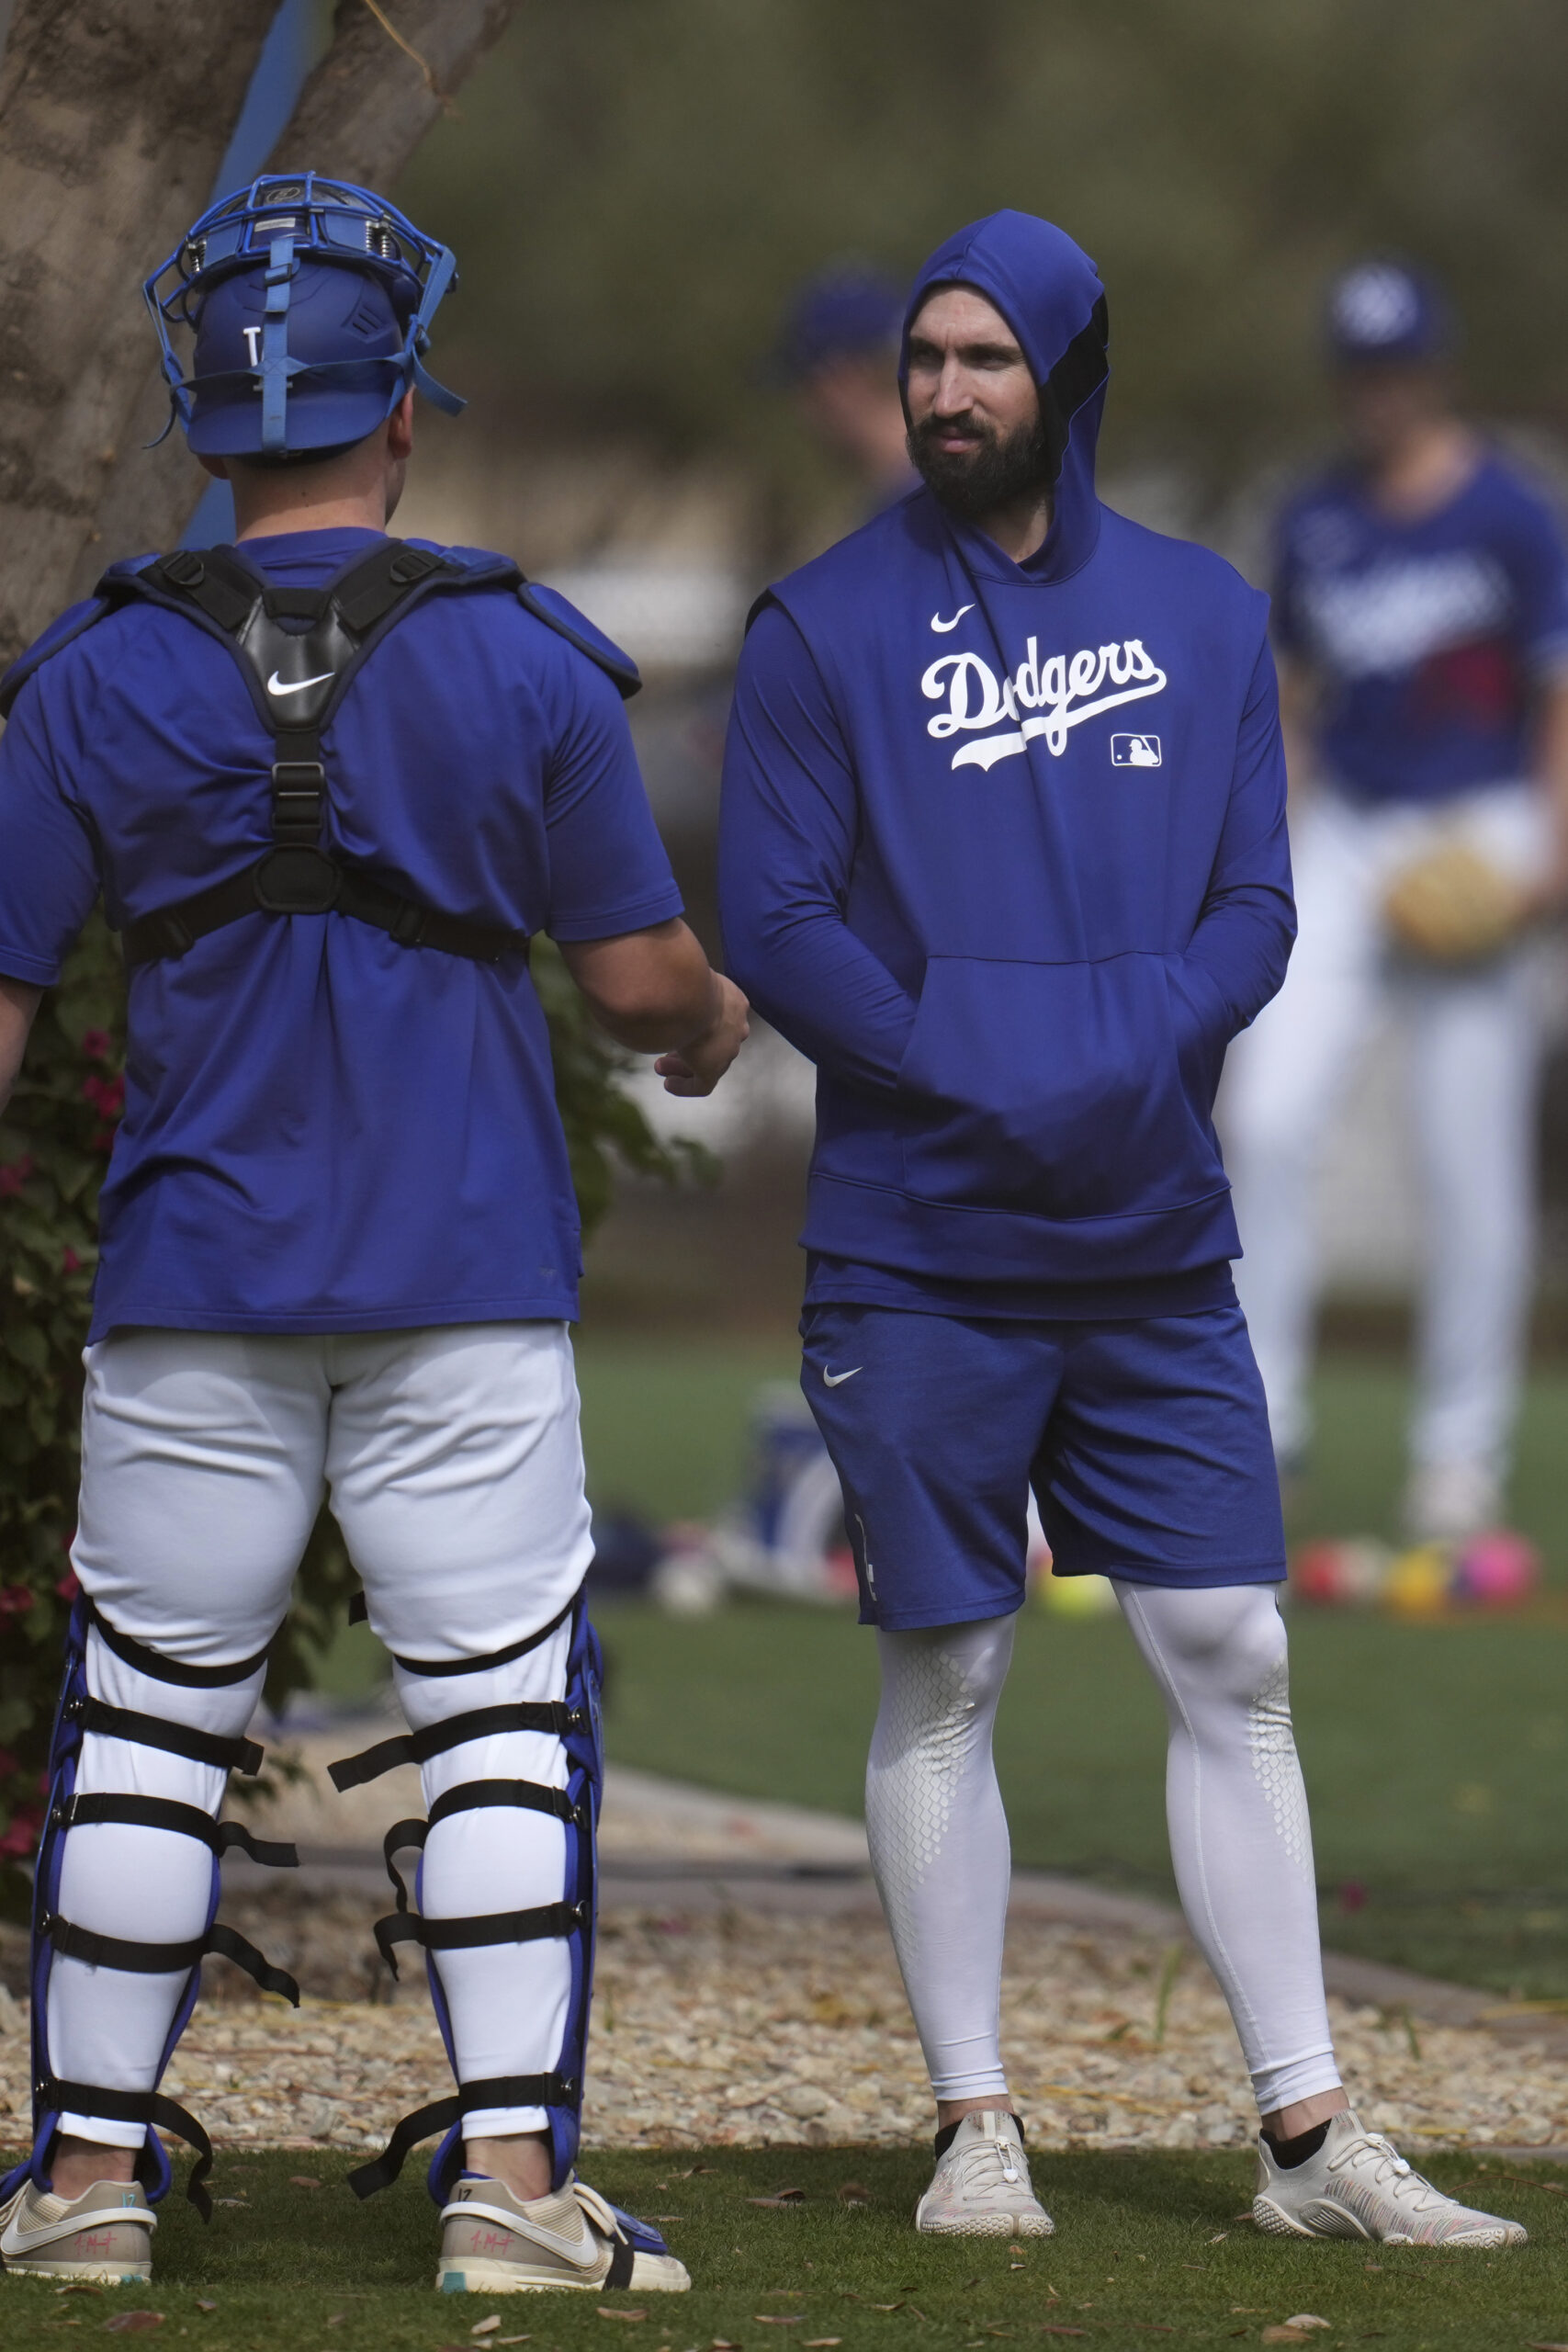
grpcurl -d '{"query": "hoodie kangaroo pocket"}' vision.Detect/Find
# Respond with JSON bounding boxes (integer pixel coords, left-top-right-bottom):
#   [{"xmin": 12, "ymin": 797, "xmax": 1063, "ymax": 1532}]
[{"xmin": 897, "ymin": 953, "xmax": 1224, "ymax": 1220}]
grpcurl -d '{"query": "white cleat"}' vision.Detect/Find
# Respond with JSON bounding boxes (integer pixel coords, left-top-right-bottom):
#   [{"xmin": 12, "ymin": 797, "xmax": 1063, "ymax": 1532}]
[
  {"xmin": 915, "ymin": 2109, "xmax": 1054, "ymax": 2237},
  {"xmin": 0, "ymin": 2175, "xmax": 155, "ymax": 2282},
  {"xmin": 437, "ymin": 2173, "xmax": 691, "ymax": 2294},
  {"xmin": 1253, "ymin": 2109, "xmax": 1527, "ymax": 2247}
]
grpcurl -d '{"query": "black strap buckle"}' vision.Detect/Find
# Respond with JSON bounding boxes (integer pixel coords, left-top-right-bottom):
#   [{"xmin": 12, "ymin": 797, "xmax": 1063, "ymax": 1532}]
[
  {"xmin": 254, "ymin": 846, "xmax": 343, "ymax": 915},
  {"xmin": 270, "ymin": 758, "xmax": 326, "ymax": 843}
]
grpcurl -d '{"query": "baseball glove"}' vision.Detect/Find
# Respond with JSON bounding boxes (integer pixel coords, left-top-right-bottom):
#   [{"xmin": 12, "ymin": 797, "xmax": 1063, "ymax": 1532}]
[{"xmin": 1381, "ymin": 839, "xmax": 1528, "ymax": 964}]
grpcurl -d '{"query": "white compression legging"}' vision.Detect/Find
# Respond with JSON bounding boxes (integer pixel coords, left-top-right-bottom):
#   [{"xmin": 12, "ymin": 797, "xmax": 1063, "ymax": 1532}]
[
  {"xmin": 51, "ymin": 1323, "xmax": 592, "ymax": 2148},
  {"xmin": 864, "ymin": 1585, "xmax": 1340, "ymax": 2116}
]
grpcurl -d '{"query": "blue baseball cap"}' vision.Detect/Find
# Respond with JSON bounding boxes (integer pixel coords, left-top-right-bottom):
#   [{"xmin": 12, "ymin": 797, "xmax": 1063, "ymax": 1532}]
[
  {"xmin": 1325, "ymin": 259, "xmax": 1452, "ymax": 365},
  {"xmin": 770, "ymin": 258, "xmax": 905, "ymax": 383}
]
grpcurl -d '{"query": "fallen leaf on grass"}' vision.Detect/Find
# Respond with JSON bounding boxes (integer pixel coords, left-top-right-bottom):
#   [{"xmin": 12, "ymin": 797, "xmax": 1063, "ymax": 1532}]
[
  {"xmin": 844, "ymin": 2298, "xmax": 904, "ymax": 2312},
  {"xmin": 748, "ymin": 2187, "xmax": 807, "ymax": 2206},
  {"xmin": 58, "ymin": 2285, "xmax": 103, "ymax": 2298},
  {"xmin": 194, "ymin": 2304, "xmax": 217, "ymax": 2316},
  {"xmin": 1209, "ymin": 2231, "xmax": 1228, "ymax": 2242},
  {"xmin": 597, "ymin": 2313, "xmax": 648, "ymax": 2325},
  {"xmin": 212, "ymin": 2197, "xmax": 247, "ymax": 2208},
  {"xmin": 101, "ymin": 2321, "xmax": 164, "ymax": 2336},
  {"xmin": 803, "ymin": 2339, "xmax": 842, "ymax": 2347},
  {"xmin": 835, "ymin": 2181, "xmax": 871, "ymax": 2204},
  {"xmin": 289, "ymin": 2174, "xmax": 321, "ymax": 2188},
  {"xmin": 710, "ymin": 2340, "xmax": 743, "ymax": 2349},
  {"xmin": 1283, "ymin": 2322, "xmax": 1329, "ymax": 2334},
  {"xmin": 753, "ymin": 2318, "xmax": 803, "ymax": 2327},
  {"xmin": 470, "ymin": 2322, "xmax": 502, "ymax": 2339},
  {"xmin": 1526, "ymin": 2342, "xmax": 1568, "ymax": 2350}
]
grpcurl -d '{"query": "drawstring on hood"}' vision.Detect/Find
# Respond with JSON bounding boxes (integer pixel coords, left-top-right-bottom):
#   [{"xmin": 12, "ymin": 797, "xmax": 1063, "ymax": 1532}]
[{"xmin": 899, "ymin": 209, "xmax": 1109, "ymax": 580}]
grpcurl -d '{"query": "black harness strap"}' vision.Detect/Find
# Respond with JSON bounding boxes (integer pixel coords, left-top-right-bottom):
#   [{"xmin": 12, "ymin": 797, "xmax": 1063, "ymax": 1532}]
[
  {"xmin": 374, "ymin": 1896, "xmax": 583, "ymax": 1979},
  {"xmin": 86, "ymin": 1600, "xmax": 274, "ymax": 1690},
  {"xmin": 345, "ymin": 2071, "xmax": 578, "ymax": 2200},
  {"xmin": 54, "ymin": 1790, "xmax": 298, "ymax": 1868},
  {"xmin": 328, "ymin": 1701, "xmax": 585, "ymax": 1792},
  {"xmin": 383, "ymin": 1779, "xmax": 583, "ymax": 1910},
  {"xmin": 388, "ymin": 1593, "xmax": 576, "ymax": 1679},
  {"xmin": 113, "ymin": 539, "xmax": 529, "ymax": 971},
  {"xmin": 39, "ymin": 2078, "xmax": 217, "ymax": 2220},
  {"xmin": 68, "ymin": 1696, "xmax": 264, "ymax": 1777},
  {"xmin": 40, "ymin": 1911, "xmax": 300, "ymax": 2004}
]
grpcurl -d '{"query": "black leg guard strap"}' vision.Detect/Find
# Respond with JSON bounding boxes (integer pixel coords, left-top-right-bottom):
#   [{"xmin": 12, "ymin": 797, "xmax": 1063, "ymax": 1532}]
[
  {"xmin": 374, "ymin": 1898, "xmax": 584, "ymax": 1980},
  {"xmin": 41, "ymin": 1912, "xmax": 300, "ymax": 2004},
  {"xmin": 383, "ymin": 1779, "xmax": 583, "ymax": 1911},
  {"xmin": 345, "ymin": 2072, "xmax": 577, "ymax": 2201},
  {"xmin": 65, "ymin": 1695, "xmax": 264, "ymax": 1776},
  {"xmin": 85, "ymin": 1601, "xmax": 274, "ymax": 1690},
  {"xmin": 329, "ymin": 1701, "xmax": 583, "ymax": 1791},
  {"xmin": 54, "ymin": 1791, "xmax": 298, "ymax": 1868},
  {"xmin": 39, "ymin": 2080, "xmax": 216, "ymax": 2220},
  {"xmin": 387, "ymin": 1594, "xmax": 576, "ymax": 1679}
]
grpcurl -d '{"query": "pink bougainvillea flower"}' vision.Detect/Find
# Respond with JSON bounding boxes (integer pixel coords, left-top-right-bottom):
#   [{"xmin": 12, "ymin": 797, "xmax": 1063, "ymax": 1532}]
[
  {"xmin": 0, "ymin": 1154, "xmax": 35, "ymax": 1196},
  {"xmin": 81, "ymin": 1027, "xmax": 112, "ymax": 1061},
  {"xmin": 57, "ymin": 1567, "xmax": 81, "ymax": 1600},
  {"xmin": 81, "ymin": 1072, "xmax": 125, "ymax": 1118},
  {"xmin": 0, "ymin": 1804, "xmax": 44, "ymax": 1860},
  {"xmin": 0, "ymin": 1587, "xmax": 35, "ymax": 1620},
  {"xmin": 62, "ymin": 1246, "xmax": 82, "ymax": 1273}
]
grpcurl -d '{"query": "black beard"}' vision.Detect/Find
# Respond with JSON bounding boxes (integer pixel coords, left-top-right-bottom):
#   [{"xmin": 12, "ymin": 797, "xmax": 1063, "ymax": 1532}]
[{"xmin": 907, "ymin": 409, "xmax": 1054, "ymax": 520}]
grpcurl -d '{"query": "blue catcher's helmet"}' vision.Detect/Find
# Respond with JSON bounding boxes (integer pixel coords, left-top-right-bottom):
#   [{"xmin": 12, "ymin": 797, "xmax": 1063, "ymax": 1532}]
[{"xmin": 144, "ymin": 173, "xmax": 464, "ymax": 459}]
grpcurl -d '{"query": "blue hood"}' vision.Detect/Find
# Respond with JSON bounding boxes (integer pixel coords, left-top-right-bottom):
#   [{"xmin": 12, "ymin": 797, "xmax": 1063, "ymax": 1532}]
[{"xmin": 899, "ymin": 209, "xmax": 1108, "ymax": 580}]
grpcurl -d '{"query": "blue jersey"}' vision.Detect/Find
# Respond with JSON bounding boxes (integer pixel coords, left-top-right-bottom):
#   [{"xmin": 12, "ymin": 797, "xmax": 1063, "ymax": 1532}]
[
  {"xmin": 0, "ymin": 526, "xmax": 682, "ymax": 1341},
  {"xmin": 719, "ymin": 211, "xmax": 1294, "ymax": 1317},
  {"xmin": 1273, "ymin": 452, "xmax": 1568, "ymax": 806}
]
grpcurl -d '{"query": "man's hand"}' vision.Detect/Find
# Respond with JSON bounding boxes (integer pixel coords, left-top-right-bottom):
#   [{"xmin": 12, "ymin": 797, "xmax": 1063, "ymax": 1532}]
[
  {"xmin": 654, "ymin": 973, "xmax": 750, "ymax": 1096},
  {"xmin": 558, "ymin": 920, "xmax": 750, "ymax": 1094}
]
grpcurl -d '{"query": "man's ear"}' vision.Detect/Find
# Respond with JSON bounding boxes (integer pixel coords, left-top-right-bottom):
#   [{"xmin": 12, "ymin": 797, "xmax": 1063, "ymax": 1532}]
[{"xmin": 387, "ymin": 390, "xmax": 416, "ymax": 464}]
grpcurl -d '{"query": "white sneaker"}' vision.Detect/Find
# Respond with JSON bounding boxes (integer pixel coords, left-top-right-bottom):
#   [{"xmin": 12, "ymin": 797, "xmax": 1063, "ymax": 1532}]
[
  {"xmin": 1403, "ymin": 1461, "xmax": 1501, "ymax": 1544},
  {"xmin": 437, "ymin": 2173, "xmax": 691, "ymax": 2293},
  {"xmin": 0, "ymin": 2175, "xmax": 155, "ymax": 2282},
  {"xmin": 1254, "ymin": 2109, "xmax": 1527, "ymax": 2247},
  {"xmin": 915, "ymin": 2110, "xmax": 1054, "ymax": 2237}
]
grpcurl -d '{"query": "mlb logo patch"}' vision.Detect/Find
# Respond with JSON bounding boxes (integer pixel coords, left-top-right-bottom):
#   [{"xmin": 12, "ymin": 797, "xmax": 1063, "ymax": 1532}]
[{"xmin": 1111, "ymin": 732, "xmax": 1162, "ymax": 768}]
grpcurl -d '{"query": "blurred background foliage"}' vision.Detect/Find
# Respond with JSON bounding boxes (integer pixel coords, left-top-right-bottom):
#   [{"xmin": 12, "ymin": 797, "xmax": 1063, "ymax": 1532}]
[{"xmin": 397, "ymin": 0, "xmax": 1568, "ymax": 529}]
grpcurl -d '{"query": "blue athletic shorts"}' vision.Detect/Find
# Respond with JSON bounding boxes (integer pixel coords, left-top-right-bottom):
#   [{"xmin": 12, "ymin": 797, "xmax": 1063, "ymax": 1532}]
[{"xmin": 800, "ymin": 1301, "xmax": 1285, "ymax": 1629}]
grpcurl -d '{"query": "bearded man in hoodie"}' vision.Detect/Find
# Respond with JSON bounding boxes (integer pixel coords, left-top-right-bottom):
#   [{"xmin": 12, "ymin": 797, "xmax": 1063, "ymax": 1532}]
[{"xmin": 719, "ymin": 212, "xmax": 1524, "ymax": 2250}]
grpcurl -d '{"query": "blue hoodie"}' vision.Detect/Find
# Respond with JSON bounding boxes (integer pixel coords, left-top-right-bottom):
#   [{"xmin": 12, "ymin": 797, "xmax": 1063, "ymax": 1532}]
[{"xmin": 720, "ymin": 211, "xmax": 1294, "ymax": 1313}]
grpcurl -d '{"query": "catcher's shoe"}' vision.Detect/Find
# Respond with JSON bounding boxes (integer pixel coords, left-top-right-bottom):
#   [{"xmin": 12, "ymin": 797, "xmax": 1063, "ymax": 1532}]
[
  {"xmin": 0, "ymin": 2175, "xmax": 155, "ymax": 2282},
  {"xmin": 436, "ymin": 2173, "xmax": 691, "ymax": 2294},
  {"xmin": 915, "ymin": 2109, "xmax": 1054, "ymax": 2237},
  {"xmin": 1253, "ymin": 2110, "xmax": 1526, "ymax": 2247}
]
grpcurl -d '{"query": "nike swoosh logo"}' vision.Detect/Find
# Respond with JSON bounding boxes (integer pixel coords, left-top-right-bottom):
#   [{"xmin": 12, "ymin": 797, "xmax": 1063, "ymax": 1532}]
[
  {"xmin": 931, "ymin": 605, "xmax": 975, "ymax": 633},
  {"xmin": 265, "ymin": 669, "xmax": 337, "ymax": 697},
  {"xmin": 823, "ymin": 1365, "xmax": 863, "ymax": 1387}
]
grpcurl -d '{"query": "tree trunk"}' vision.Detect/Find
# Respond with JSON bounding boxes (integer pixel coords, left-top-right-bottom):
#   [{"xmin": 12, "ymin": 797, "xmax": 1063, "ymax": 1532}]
[{"xmin": 0, "ymin": 0, "xmax": 522, "ymax": 668}]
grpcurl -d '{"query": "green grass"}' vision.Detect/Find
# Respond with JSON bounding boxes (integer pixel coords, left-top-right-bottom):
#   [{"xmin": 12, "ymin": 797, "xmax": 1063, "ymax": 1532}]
[
  {"xmin": 592, "ymin": 1598, "xmax": 1568, "ymax": 1998},
  {"xmin": 310, "ymin": 1340, "xmax": 1568, "ymax": 1996},
  {"xmin": 4, "ymin": 2144, "xmax": 1564, "ymax": 2352}
]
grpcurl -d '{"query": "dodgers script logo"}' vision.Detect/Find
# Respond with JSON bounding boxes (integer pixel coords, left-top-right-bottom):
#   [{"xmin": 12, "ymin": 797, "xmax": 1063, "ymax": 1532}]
[{"xmin": 921, "ymin": 634, "xmax": 1168, "ymax": 772}]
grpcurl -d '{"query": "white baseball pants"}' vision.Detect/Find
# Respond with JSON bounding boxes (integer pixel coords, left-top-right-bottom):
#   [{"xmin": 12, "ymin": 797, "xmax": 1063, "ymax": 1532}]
[
  {"xmin": 54, "ymin": 1321, "xmax": 592, "ymax": 2146},
  {"xmin": 1224, "ymin": 783, "xmax": 1548, "ymax": 1479}
]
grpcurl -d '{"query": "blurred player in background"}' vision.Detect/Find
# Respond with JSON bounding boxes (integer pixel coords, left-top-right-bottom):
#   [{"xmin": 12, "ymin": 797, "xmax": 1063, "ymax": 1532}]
[
  {"xmin": 771, "ymin": 258, "xmax": 917, "ymax": 513},
  {"xmin": 1227, "ymin": 260, "xmax": 1568, "ymax": 1539}
]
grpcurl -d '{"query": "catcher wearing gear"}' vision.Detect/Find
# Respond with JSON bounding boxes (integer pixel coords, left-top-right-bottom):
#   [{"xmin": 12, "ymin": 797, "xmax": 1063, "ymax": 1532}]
[{"xmin": 1226, "ymin": 259, "xmax": 1568, "ymax": 1541}]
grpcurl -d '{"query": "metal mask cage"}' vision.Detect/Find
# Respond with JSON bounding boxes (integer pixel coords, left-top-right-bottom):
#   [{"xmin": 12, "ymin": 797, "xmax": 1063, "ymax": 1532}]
[{"xmin": 141, "ymin": 172, "xmax": 464, "ymax": 455}]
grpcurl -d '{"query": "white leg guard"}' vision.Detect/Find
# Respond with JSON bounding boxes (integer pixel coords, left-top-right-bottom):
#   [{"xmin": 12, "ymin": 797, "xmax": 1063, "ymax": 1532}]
[
  {"xmin": 864, "ymin": 1618, "xmax": 1015, "ymax": 2104},
  {"xmin": 1116, "ymin": 1582, "xmax": 1342, "ymax": 2116}
]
